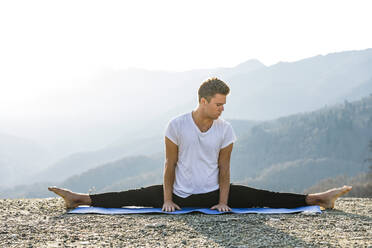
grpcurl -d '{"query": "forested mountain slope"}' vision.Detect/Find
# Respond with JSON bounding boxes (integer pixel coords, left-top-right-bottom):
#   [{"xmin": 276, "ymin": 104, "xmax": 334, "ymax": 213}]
[{"xmin": 232, "ymin": 95, "xmax": 372, "ymax": 192}]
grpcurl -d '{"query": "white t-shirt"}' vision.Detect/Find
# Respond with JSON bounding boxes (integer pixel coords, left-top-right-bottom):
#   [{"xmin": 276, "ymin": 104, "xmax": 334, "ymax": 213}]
[{"xmin": 165, "ymin": 112, "xmax": 237, "ymax": 198}]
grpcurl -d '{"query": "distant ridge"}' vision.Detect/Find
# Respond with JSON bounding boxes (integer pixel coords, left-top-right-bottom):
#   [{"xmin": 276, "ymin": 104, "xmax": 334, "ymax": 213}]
[
  {"xmin": 3, "ymin": 94, "xmax": 371, "ymax": 198},
  {"xmin": 2, "ymin": 48, "xmax": 372, "ymax": 189}
]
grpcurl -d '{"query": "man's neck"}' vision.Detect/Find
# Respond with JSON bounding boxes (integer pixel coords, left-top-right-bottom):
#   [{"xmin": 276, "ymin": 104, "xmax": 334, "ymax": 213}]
[{"xmin": 192, "ymin": 109, "xmax": 214, "ymax": 131}]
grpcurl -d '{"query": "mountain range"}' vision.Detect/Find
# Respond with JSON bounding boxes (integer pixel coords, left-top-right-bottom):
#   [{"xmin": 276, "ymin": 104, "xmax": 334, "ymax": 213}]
[
  {"xmin": 1, "ymin": 48, "xmax": 372, "ymax": 194},
  {"xmin": 2, "ymin": 94, "xmax": 371, "ymax": 198}
]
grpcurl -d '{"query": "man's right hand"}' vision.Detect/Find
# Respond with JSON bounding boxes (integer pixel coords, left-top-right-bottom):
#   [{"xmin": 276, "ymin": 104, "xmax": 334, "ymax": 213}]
[{"xmin": 162, "ymin": 200, "xmax": 181, "ymax": 212}]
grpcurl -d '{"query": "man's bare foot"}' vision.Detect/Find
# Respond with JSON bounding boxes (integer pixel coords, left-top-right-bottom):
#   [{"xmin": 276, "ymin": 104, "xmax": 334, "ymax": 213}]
[
  {"xmin": 306, "ymin": 185, "xmax": 352, "ymax": 209},
  {"xmin": 48, "ymin": 187, "xmax": 91, "ymax": 209}
]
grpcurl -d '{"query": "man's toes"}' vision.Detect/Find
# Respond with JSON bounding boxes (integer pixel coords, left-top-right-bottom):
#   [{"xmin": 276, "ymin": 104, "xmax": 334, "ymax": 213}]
[
  {"xmin": 339, "ymin": 186, "xmax": 352, "ymax": 196},
  {"xmin": 343, "ymin": 185, "xmax": 352, "ymax": 192},
  {"xmin": 48, "ymin": 186, "xmax": 58, "ymax": 193}
]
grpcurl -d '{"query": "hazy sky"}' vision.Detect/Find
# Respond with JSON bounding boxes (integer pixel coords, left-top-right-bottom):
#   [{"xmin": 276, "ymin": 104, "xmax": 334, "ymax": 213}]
[{"xmin": 1, "ymin": 0, "xmax": 372, "ymax": 115}]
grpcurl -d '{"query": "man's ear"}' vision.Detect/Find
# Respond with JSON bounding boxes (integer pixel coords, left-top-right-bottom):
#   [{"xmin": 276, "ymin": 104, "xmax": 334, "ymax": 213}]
[{"xmin": 201, "ymin": 97, "xmax": 208, "ymax": 105}]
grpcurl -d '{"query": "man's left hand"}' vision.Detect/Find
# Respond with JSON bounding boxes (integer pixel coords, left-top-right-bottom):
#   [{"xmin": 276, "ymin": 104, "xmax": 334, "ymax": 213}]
[{"xmin": 210, "ymin": 203, "xmax": 231, "ymax": 212}]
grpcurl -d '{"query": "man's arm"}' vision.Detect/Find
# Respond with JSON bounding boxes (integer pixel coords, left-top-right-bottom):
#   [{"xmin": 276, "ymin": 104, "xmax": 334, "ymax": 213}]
[
  {"xmin": 162, "ymin": 137, "xmax": 181, "ymax": 212},
  {"xmin": 210, "ymin": 143, "xmax": 233, "ymax": 212}
]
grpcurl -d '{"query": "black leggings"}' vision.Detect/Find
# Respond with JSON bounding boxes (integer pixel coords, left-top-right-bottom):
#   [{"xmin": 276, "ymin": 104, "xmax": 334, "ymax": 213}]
[{"xmin": 90, "ymin": 184, "xmax": 308, "ymax": 209}]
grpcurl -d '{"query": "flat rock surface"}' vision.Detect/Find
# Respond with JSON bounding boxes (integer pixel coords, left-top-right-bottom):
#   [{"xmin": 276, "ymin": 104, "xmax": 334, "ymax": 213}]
[{"xmin": 0, "ymin": 198, "xmax": 371, "ymax": 247}]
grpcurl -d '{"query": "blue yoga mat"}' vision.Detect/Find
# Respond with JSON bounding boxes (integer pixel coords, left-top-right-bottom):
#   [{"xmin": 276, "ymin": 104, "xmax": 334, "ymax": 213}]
[{"xmin": 68, "ymin": 205, "xmax": 321, "ymax": 215}]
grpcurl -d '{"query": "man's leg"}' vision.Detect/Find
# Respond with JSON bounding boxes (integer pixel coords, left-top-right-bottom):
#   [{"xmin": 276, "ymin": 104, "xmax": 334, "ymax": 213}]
[
  {"xmin": 89, "ymin": 185, "xmax": 164, "ymax": 208},
  {"xmin": 49, "ymin": 185, "xmax": 218, "ymax": 209},
  {"xmin": 228, "ymin": 184, "xmax": 352, "ymax": 209},
  {"xmin": 48, "ymin": 185, "xmax": 164, "ymax": 209},
  {"xmin": 228, "ymin": 184, "xmax": 307, "ymax": 208}
]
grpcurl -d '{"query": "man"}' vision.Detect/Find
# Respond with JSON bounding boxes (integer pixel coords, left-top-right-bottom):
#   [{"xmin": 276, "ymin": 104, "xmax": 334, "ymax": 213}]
[{"xmin": 49, "ymin": 77, "xmax": 352, "ymax": 211}]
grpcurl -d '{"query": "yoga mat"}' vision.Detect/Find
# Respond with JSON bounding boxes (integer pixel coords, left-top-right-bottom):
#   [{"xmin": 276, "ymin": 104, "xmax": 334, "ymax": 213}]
[{"xmin": 68, "ymin": 205, "xmax": 321, "ymax": 215}]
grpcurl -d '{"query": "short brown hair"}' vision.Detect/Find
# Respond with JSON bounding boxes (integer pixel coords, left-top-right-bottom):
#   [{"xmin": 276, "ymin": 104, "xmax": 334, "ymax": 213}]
[{"xmin": 198, "ymin": 77, "xmax": 230, "ymax": 102}]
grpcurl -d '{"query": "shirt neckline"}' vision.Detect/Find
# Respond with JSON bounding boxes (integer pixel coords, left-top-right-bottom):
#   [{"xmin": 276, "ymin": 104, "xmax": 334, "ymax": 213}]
[{"xmin": 189, "ymin": 112, "xmax": 215, "ymax": 135}]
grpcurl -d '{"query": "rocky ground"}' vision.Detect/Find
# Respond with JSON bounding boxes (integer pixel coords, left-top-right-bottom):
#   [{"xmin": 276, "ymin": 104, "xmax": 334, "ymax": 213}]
[{"xmin": 0, "ymin": 197, "xmax": 371, "ymax": 247}]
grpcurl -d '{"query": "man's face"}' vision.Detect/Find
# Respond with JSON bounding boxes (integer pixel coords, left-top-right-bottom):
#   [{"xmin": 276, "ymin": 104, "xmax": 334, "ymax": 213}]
[{"xmin": 202, "ymin": 93, "xmax": 226, "ymax": 119}]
